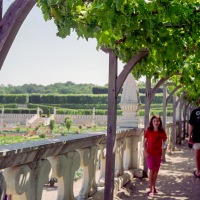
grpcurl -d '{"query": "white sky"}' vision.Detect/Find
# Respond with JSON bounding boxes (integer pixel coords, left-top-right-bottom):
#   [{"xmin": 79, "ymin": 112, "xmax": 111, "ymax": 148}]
[{"xmin": 0, "ymin": 1, "xmax": 125, "ymax": 86}]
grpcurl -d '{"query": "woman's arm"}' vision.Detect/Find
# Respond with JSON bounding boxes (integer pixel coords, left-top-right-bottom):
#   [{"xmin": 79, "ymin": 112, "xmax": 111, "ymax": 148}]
[
  {"xmin": 162, "ymin": 140, "xmax": 167, "ymax": 149},
  {"xmin": 144, "ymin": 138, "xmax": 148, "ymax": 158},
  {"xmin": 188, "ymin": 124, "xmax": 193, "ymax": 143}
]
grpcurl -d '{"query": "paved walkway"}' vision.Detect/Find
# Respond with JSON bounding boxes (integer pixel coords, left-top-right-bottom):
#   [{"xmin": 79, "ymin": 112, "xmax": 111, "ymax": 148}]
[
  {"xmin": 42, "ymin": 138, "xmax": 200, "ymax": 200},
  {"xmin": 116, "ymin": 139, "xmax": 200, "ymax": 200}
]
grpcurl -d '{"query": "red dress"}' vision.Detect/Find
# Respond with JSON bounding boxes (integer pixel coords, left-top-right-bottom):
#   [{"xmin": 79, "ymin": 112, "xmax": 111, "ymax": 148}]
[{"xmin": 145, "ymin": 129, "xmax": 167, "ymax": 156}]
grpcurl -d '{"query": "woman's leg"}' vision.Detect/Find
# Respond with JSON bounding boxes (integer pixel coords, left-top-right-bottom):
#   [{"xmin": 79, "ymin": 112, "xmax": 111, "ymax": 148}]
[
  {"xmin": 150, "ymin": 155, "xmax": 160, "ymax": 193},
  {"xmin": 149, "ymin": 170, "xmax": 158, "ymax": 193},
  {"xmin": 152, "ymin": 170, "xmax": 159, "ymax": 192},
  {"xmin": 147, "ymin": 155, "xmax": 160, "ymax": 194},
  {"xmin": 195, "ymin": 149, "xmax": 200, "ymax": 175},
  {"xmin": 148, "ymin": 169, "xmax": 154, "ymax": 192}
]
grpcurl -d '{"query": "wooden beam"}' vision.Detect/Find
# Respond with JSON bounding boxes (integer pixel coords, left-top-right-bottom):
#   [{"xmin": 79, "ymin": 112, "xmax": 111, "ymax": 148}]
[
  {"xmin": 116, "ymin": 49, "xmax": 149, "ymax": 95},
  {"xmin": 166, "ymin": 86, "xmax": 181, "ymax": 106},
  {"xmin": 0, "ymin": 0, "xmax": 36, "ymax": 70},
  {"xmin": 0, "ymin": 0, "xmax": 2, "ymax": 21}
]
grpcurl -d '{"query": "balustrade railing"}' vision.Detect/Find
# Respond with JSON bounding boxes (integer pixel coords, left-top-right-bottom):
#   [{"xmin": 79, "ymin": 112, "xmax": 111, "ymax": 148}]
[
  {"xmin": 0, "ymin": 119, "xmax": 187, "ymax": 200},
  {"xmin": 0, "ymin": 128, "xmax": 144, "ymax": 200}
]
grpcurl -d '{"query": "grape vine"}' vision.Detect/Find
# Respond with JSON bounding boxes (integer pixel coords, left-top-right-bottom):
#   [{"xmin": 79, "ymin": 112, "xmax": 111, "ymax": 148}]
[{"xmin": 37, "ymin": 0, "xmax": 200, "ymax": 100}]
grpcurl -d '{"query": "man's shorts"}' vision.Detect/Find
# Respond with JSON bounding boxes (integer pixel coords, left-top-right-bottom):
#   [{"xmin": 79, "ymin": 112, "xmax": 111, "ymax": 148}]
[
  {"xmin": 193, "ymin": 143, "xmax": 200, "ymax": 150},
  {"xmin": 146, "ymin": 154, "xmax": 161, "ymax": 171}
]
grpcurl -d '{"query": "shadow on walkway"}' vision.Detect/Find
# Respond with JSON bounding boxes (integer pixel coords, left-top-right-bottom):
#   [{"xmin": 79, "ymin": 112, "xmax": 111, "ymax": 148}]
[{"xmin": 116, "ymin": 139, "xmax": 200, "ymax": 200}]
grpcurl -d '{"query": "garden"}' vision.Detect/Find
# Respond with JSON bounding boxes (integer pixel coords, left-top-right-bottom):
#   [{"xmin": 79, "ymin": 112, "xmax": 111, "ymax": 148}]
[{"xmin": 0, "ymin": 118, "xmax": 107, "ymax": 145}]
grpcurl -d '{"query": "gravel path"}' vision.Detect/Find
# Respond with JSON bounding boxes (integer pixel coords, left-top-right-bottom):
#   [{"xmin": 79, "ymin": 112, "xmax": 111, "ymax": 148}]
[{"xmin": 116, "ymin": 139, "xmax": 200, "ymax": 200}]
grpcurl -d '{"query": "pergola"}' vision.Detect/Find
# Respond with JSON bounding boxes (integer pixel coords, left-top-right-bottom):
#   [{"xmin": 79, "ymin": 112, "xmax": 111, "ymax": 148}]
[{"xmin": 0, "ymin": 1, "xmax": 199, "ymax": 200}]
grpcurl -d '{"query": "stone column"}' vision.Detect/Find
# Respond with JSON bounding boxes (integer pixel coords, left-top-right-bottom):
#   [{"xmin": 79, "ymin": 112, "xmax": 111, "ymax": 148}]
[
  {"xmin": 92, "ymin": 107, "xmax": 95, "ymax": 125},
  {"xmin": 37, "ymin": 107, "xmax": 40, "ymax": 117},
  {"xmin": 0, "ymin": 107, "xmax": 4, "ymax": 126},
  {"xmin": 53, "ymin": 107, "xmax": 56, "ymax": 116},
  {"xmin": 176, "ymin": 96, "xmax": 180, "ymax": 121},
  {"xmin": 119, "ymin": 74, "xmax": 141, "ymax": 128}
]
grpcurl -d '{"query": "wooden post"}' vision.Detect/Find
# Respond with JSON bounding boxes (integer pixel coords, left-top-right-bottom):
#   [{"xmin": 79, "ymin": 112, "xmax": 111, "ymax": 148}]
[
  {"xmin": 0, "ymin": 0, "xmax": 2, "ymax": 21},
  {"xmin": 143, "ymin": 77, "xmax": 151, "ymax": 177},
  {"xmin": 102, "ymin": 49, "xmax": 149, "ymax": 200},
  {"xmin": 104, "ymin": 51, "xmax": 118, "ymax": 200},
  {"xmin": 172, "ymin": 94, "xmax": 176, "ymax": 149},
  {"xmin": 163, "ymin": 84, "xmax": 167, "ymax": 129}
]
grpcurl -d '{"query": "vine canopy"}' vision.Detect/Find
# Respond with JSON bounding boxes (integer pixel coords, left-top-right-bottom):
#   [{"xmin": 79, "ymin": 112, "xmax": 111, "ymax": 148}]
[{"xmin": 37, "ymin": 0, "xmax": 200, "ymax": 92}]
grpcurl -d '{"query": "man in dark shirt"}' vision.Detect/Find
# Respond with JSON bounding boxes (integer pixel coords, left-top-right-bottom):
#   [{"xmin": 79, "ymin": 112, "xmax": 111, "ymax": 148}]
[{"xmin": 189, "ymin": 97, "xmax": 200, "ymax": 178}]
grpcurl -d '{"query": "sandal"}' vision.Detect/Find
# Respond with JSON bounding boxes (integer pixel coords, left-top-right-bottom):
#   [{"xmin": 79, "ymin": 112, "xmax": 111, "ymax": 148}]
[
  {"xmin": 147, "ymin": 191, "xmax": 154, "ymax": 197},
  {"xmin": 194, "ymin": 171, "xmax": 200, "ymax": 178},
  {"xmin": 154, "ymin": 188, "xmax": 158, "ymax": 194}
]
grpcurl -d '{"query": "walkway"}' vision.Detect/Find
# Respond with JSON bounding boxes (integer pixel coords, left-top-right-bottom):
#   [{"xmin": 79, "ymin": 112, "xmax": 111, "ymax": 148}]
[{"xmin": 115, "ymin": 139, "xmax": 200, "ymax": 200}]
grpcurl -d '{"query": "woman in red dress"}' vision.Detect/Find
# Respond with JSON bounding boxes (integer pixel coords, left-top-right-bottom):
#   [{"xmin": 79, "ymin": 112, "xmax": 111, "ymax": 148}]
[{"xmin": 144, "ymin": 115, "xmax": 167, "ymax": 197}]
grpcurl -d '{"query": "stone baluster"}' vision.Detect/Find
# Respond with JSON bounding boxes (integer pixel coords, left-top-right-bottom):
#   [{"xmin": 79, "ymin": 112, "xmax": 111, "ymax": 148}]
[
  {"xmin": 115, "ymin": 139, "xmax": 125, "ymax": 177},
  {"xmin": 131, "ymin": 134, "xmax": 141, "ymax": 169},
  {"xmin": 166, "ymin": 124, "xmax": 172, "ymax": 154},
  {"xmin": 3, "ymin": 159, "xmax": 51, "ymax": 200},
  {"xmin": 0, "ymin": 173, "xmax": 6, "ymax": 200},
  {"xmin": 131, "ymin": 136, "xmax": 139, "ymax": 169},
  {"xmin": 3, "ymin": 164, "xmax": 31, "ymax": 200},
  {"xmin": 123, "ymin": 129, "xmax": 143, "ymax": 170},
  {"xmin": 123, "ymin": 137, "xmax": 132, "ymax": 170},
  {"xmin": 77, "ymin": 146, "xmax": 99, "ymax": 199},
  {"xmin": 97, "ymin": 144, "xmax": 106, "ymax": 186},
  {"xmin": 27, "ymin": 159, "xmax": 51, "ymax": 200},
  {"xmin": 138, "ymin": 137, "xmax": 144, "ymax": 169},
  {"xmin": 48, "ymin": 151, "xmax": 80, "ymax": 200}
]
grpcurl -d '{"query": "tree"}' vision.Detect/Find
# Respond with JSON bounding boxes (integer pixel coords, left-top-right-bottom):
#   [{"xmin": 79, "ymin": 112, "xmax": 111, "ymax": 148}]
[
  {"xmin": 49, "ymin": 119, "xmax": 55, "ymax": 133},
  {"xmin": 64, "ymin": 116, "xmax": 72, "ymax": 132},
  {"xmin": 37, "ymin": 0, "xmax": 200, "ymax": 71}
]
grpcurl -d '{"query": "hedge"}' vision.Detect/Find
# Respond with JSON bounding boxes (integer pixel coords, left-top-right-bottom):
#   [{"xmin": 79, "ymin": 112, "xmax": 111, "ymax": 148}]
[
  {"xmin": 1, "ymin": 108, "xmax": 37, "ymax": 114},
  {"xmin": 139, "ymin": 94, "xmax": 173, "ymax": 104},
  {"xmin": 45, "ymin": 103, "xmax": 121, "ymax": 110},
  {"xmin": 0, "ymin": 104, "xmax": 18, "ymax": 108},
  {"xmin": 0, "ymin": 95, "xmax": 28, "ymax": 104},
  {"xmin": 29, "ymin": 94, "xmax": 121, "ymax": 104}
]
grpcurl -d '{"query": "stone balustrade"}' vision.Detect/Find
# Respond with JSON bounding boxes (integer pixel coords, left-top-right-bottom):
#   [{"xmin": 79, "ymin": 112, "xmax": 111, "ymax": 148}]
[
  {"xmin": 0, "ymin": 128, "xmax": 144, "ymax": 200},
  {"xmin": 165, "ymin": 121, "xmax": 186, "ymax": 154},
  {"xmin": 1, "ymin": 113, "xmax": 174, "ymax": 128}
]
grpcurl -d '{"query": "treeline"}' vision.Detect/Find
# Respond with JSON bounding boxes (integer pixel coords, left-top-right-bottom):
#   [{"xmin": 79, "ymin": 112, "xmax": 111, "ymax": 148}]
[
  {"xmin": 0, "ymin": 82, "xmax": 97, "ymax": 94},
  {"xmin": 0, "ymin": 82, "xmax": 134, "ymax": 94}
]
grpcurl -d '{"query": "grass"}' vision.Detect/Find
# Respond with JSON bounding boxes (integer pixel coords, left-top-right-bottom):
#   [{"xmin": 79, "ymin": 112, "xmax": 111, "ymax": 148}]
[{"xmin": 0, "ymin": 134, "xmax": 44, "ymax": 145}]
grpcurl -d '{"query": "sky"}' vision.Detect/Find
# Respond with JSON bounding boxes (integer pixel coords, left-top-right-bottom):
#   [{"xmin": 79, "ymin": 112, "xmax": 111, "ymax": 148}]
[{"xmin": 0, "ymin": 1, "xmax": 125, "ymax": 86}]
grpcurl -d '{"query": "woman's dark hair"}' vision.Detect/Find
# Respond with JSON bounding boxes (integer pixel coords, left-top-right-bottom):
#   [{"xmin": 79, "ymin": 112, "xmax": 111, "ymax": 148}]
[{"xmin": 147, "ymin": 115, "xmax": 164, "ymax": 132}]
